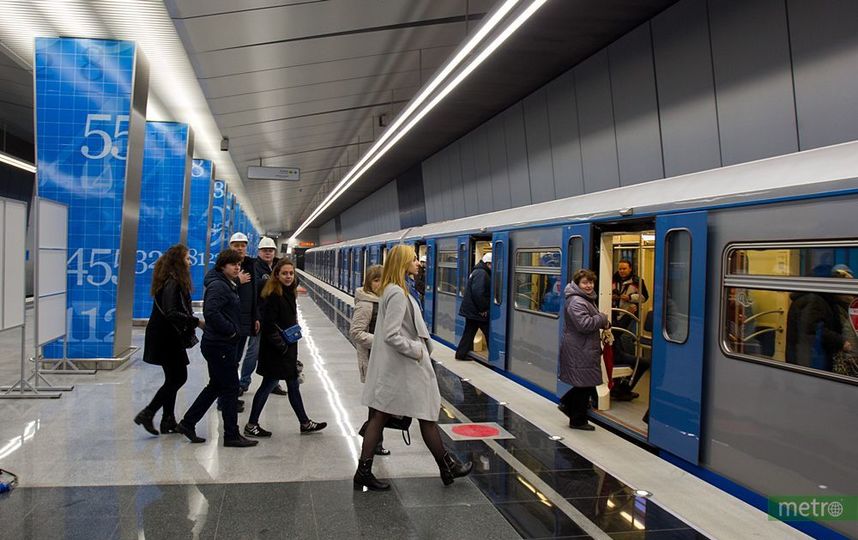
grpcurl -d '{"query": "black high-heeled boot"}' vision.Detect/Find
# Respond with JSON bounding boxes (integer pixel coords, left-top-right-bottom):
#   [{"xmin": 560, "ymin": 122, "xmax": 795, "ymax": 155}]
[
  {"xmin": 437, "ymin": 452, "xmax": 473, "ymax": 486},
  {"xmin": 133, "ymin": 409, "xmax": 159, "ymax": 436},
  {"xmin": 160, "ymin": 414, "xmax": 178, "ymax": 434},
  {"xmin": 353, "ymin": 458, "xmax": 390, "ymax": 491}
]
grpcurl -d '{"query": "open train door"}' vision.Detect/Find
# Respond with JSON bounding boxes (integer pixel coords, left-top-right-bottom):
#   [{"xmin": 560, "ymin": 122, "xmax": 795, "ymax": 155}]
[
  {"xmin": 557, "ymin": 224, "xmax": 592, "ymax": 398},
  {"xmin": 454, "ymin": 235, "xmax": 470, "ymax": 343},
  {"xmin": 424, "ymin": 239, "xmax": 436, "ymax": 331},
  {"xmin": 650, "ymin": 211, "xmax": 708, "ymax": 465},
  {"xmin": 489, "ymin": 232, "xmax": 509, "ymax": 370}
]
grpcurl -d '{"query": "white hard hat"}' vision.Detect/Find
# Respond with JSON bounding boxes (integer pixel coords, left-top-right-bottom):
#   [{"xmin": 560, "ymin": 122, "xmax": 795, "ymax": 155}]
[
  {"xmin": 258, "ymin": 237, "xmax": 276, "ymax": 250},
  {"xmin": 229, "ymin": 232, "xmax": 249, "ymax": 244},
  {"xmin": 482, "ymin": 252, "xmax": 492, "ymax": 264}
]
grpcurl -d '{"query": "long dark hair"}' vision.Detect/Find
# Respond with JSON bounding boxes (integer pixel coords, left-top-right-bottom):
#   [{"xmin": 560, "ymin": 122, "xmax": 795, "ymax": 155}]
[
  {"xmin": 261, "ymin": 258, "xmax": 297, "ymax": 299},
  {"xmin": 151, "ymin": 244, "xmax": 192, "ymax": 296}
]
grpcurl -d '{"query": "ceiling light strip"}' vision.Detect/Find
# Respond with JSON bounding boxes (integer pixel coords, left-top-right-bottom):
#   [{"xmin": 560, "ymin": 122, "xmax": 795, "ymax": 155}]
[
  {"xmin": 0, "ymin": 151, "xmax": 36, "ymax": 173},
  {"xmin": 290, "ymin": 0, "xmax": 548, "ymax": 241},
  {"xmin": 290, "ymin": 0, "xmax": 524, "ymax": 240}
]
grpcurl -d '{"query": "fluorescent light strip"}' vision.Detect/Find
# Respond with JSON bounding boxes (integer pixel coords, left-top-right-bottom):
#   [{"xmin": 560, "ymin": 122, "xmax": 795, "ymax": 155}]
[
  {"xmin": 290, "ymin": 0, "xmax": 548, "ymax": 242},
  {"xmin": 290, "ymin": 0, "xmax": 525, "ymax": 240},
  {"xmin": 0, "ymin": 151, "xmax": 36, "ymax": 173}
]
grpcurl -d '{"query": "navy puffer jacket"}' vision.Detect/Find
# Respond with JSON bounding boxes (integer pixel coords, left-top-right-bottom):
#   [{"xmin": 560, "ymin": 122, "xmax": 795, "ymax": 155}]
[{"xmin": 202, "ymin": 268, "xmax": 241, "ymax": 346}]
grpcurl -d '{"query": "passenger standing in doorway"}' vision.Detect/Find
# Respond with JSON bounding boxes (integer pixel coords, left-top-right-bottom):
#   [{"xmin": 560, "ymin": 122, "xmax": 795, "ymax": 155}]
[
  {"xmin": 177, "ymin": 249, "xmax": 258, "ymax": 447},
  {"xmin": 455, "ymin": 252, "xmax": 491, "ymax": 360},
  {"xmin": 559, "ymin": 269, "xmax": 611, "ymax": 431},
  {"xmin": 134, "ymin": 245, "xmax": 202, "ymax": 436},
  {"xmin": 415, "ymin": 254, "xmax": 427, "ymax": 307},
  {"xmin": 355, "ymin": 245, "xmax": 473, "ymax": 491},
  {"xmin": 240, "ymin": 237, "xmax": 287, "ymax": 396},
  {"xmin": 216, "ymin": 232, "xmax": 258, "ymax": 413},
  {"xmin": 244, "ymin": 258, "xmax": 326, "ymax": 437},
  {"xmin": 350, "ymin": 265, "xmax": 389, "ymax": 455},
  {"xmin": 611, "ymin": 259, "xmax": 649, "ymax": 330}
]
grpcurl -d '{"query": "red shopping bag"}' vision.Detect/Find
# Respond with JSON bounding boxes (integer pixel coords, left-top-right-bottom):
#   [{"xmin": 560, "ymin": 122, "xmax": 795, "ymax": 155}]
[{"xmin": 603, "ymin": 342, "xmax": 614, "ymax": 390}]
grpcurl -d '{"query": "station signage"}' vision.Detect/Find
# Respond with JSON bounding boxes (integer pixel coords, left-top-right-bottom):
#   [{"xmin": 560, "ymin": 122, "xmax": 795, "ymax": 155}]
[{"xmin": 247, "ymin": 165, "xmax": 300, "ymax": 181}]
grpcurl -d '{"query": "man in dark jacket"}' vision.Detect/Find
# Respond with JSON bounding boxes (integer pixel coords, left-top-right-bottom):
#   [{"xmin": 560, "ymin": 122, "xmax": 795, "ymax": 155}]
[
  {"xmin": 455, "ymin": 252, "xmax": 492, "ymax": 360},
  {"xmin": 240, "ymin": 236, "xmax": 287, "ymax": 395}
]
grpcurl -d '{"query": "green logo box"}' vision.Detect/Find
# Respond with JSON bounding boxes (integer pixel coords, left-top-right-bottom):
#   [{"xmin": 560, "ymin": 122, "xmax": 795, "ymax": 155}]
[{"xmin": 768, "ymin": 496, "xmax": 858, "ymax": 522}]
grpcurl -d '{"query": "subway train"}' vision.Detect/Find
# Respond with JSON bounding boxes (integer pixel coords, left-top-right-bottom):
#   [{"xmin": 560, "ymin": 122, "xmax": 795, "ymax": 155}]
[{"xmin": 304, "ymin": 141, "xmax": 858, "ymax": 535}]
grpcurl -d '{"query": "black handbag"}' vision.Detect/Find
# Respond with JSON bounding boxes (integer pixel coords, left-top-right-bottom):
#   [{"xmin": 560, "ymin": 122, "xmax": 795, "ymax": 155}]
[
  {"xmin": 358, "ymin": 415, "xmax": 413, "ymax": 445},
  {"xmin": 154, "ymin": 298, "xmax": 199, "ymax": 349}
]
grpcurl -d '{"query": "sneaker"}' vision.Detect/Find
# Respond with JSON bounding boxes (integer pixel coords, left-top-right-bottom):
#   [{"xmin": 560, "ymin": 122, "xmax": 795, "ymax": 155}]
[
  {"xmin": 244, "ymin": 423, "xmax": 272, "ymax": 438},
  {"xmin": 224, "ymin": 435, "xmax": 259, "ymax": 448},
  {"xmin": 300, "ymin": 420, "xmax": 327, "ymax": 434},
  {"xmin": 271, "ymin": 384, "xmax": 288, "ymax": 396}
]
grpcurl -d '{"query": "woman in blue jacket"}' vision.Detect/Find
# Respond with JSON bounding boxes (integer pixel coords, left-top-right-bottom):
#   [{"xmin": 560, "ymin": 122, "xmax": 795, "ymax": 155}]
[{"xmin": 176, "ymin": 249, "xmax": 258, "ymax": 448}]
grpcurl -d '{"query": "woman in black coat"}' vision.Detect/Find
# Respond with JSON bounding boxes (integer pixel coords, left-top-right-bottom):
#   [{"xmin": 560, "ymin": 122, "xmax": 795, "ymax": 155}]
[
  {"xmin": 134, "ymin": 245, "xmax": 201, "ymax": 435},
  {"xmin": 244, "ymin": 258, "xmax": 326, "ymax": 437}
]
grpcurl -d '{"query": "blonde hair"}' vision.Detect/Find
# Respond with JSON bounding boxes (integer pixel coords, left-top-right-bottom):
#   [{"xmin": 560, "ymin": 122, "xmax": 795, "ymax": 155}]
[
  {"xmin": 380, "ymin": 244, "xmax": 415, "ymax": 294},
  {"xmin": 363, "ymin": 264, "xmax": 383, "ymax": 294}
]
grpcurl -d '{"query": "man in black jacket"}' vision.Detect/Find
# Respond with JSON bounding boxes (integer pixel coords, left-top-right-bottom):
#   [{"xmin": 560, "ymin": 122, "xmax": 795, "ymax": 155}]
[{"xmin": 455, "ymin": 252, "xmax": 492, "ymax": 360}]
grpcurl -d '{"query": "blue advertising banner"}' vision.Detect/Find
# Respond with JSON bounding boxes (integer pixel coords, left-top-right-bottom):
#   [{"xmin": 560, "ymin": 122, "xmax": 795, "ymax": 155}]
[
  {"xmin": 35, "ymin": 37, "xmax": 149, "ymax": 359},
  {"xmin": 189, "ymin": 160, "xmax": 213, "ymax": 300},
  {"xmin": 133, "ymin": 122, "xmax": 193, "ymax": 319},
  {"xmin": 225, "ymin": 191, "xmax": 235, "ymax": 243},
  {"xmin": 207, "ymin": 179, "xmax": 226, "ymax": 271}
]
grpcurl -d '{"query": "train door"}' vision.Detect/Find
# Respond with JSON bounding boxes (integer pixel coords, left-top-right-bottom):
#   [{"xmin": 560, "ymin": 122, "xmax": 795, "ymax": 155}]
[
  {"xmin": 590, "ymin": 222, "xmax": 656, "ymax": 437},
  {"xmin": 424, "ymin": 239, "xmax": 436, "ymax": 331},
  {"xmin": 489, "ymin": 232, "xmax": 509, "ymax": 370},
  {"xmin": 414, "ymin": 241, "xmax": 428, "ymax": 310},
  {"xmin": 455, "ymin": 234, "xmax": 493, "ymax": 361},
  {"xmin": 649, "ymin": 211, "xmax": 708, "ymax": 465},
  {"xmin": 352, "ymin": 247, "xmax": 361, "ymax": 294},
  {"xmin": 558, "ymin": 224, "xmax": 593, "ymax": 399}
]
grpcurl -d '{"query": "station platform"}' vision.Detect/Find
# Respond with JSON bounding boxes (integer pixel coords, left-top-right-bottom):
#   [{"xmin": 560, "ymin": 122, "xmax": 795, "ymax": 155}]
[{"xmin": 0, "ymin": 277, "xmax": 808, "ymax": 539}]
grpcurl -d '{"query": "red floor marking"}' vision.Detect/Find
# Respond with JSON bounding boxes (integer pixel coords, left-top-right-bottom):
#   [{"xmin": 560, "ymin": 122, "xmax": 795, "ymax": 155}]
[{"xmin": 452, "ymin": 424, "xmax": 500, "ymax": 438}]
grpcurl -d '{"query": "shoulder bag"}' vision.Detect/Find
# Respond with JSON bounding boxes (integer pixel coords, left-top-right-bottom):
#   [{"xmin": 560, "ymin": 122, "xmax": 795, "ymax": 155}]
[{"xmin": 154, "ymin": 297, "xmax": 198, "ymax": 349}]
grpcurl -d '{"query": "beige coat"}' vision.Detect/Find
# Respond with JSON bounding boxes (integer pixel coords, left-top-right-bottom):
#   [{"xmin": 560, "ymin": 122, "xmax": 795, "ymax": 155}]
[
  {"xmin": 362, "ymin": 284, "xmax": 440, "ymax": 421},
  {"xmin": 349, "ymin": 287, "xmax": 378, "ymax": 383}
]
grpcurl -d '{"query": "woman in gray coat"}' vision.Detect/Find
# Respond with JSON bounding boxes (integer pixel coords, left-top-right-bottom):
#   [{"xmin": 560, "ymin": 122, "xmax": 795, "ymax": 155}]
[
  {"xmin": 558, "ymin": 269, "xmax": 611, "ymax": 431},
  {"xmin": 354, "ymin": 245, "xmax": 472, "ymax": 491}
]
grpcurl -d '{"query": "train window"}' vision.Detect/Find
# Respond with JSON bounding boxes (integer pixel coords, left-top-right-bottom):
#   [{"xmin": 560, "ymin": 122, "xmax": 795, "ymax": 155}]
[
  {"xmin": 567, "ymin": 236, "xmax": 583, "ymax": 284},
  {"xmin": 493, "ymin": 241, "xmax": 504, "ymax": 305},
  {"xmin": 664, "ymin": 230, "xmax": 691, "ymax": 343},
  {"xmin": 513, "ymin": 248, "xmax": 562, "ymax": 318},
  {"xmin": 437, "ymin": 250, "xmax": 457, "ymax": 296},
  {"xmin": 723, "ymin": 241, "xmax": 858, "ymax": 381}
]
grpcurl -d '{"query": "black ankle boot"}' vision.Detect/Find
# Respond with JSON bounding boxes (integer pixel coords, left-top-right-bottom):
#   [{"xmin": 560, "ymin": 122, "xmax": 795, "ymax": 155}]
[
  {"xmin": 133, "ymin": 409, "xmax": 158, "ymax": 436},
  {"xmin": 160, "ymin": 414, "xmax": 178, "ymax": 434},
  {"xmin": 438, "ymin": 452, "xmax": 473, "ymax": 486},
  {"xmin": 353, "ymin": 458, "xmax": 390, "ymax": 491}
]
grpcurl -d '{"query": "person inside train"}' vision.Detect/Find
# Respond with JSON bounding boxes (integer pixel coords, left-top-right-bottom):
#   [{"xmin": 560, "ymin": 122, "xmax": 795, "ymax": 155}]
[
  {"xmin": 455, "ymin": 252, "xmax": 491, "ymax": 360},
  {"xmin": 216, "ymin": 232, "xmax": 256, "ymax": 414},
  {"xmin": 830, "ymin": 264, "xmax": 858, "ymax": 377},
  {"xmin": 349, "ymin": 264, "xmax": 390, "ymax": 456},
  {"xmin": 244, "ymin": 258, "xmax": 327, "ymax": 438},
  {"xmin": 558, "ymin": 269, "xmax": 612, "ymax": 431},
  {"xmin": 134, "ymin": 245, "xmax": 203, "ymax": 436},
  {"xmin": 415, "ymin": 254, "xmax": 427, "ymax": 307},
  {"xmin": 240, "ymin": 236, "xmax": 287, "ymax": 397},
  {"xmin": 176, "ymin": 249, "xmax": 257, "ymax": 447},
  {"xmin": 611, "ymin": 259, "xmax": 649, "ymax": 330},
  {"xmin": 355, "ymin": 245, "xmax": 472, "ymax": 491}
]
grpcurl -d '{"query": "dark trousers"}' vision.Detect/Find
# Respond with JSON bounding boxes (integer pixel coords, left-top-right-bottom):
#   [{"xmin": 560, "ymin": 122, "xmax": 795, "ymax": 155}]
[
  {"xmin": 455, "ymin": 318, "xmax": 489, "ymax": 359},
  {"xmin": 183, "ymin": 342, "xmax": 240, "ymax": 439},
  {"xmin": 145, "ymin": 362, "xmax": 188, "ymax": 419},
  {"xmin": 560, "ymin": 386, "xmax": 596, "ymax": 426},
  {"xmin": 217, "ymin": 335, "xmax": 248, "ymax": 408},
  {"xmin": 249, "ymin": 376, "xmax": 309, "ymax": 426}
]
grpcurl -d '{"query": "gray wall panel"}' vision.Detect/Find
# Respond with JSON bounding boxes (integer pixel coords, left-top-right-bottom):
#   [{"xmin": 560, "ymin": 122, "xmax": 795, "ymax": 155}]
[
  {"xmin": 652, "ymin": 0, "xmax": 722, "ymax": 176},
  {"xmin": 788, "ymin": 0, "xmax": 858, "ymax": 150},
  {"xmin": 472, "ymin": 126, "xmax": 495, "ymax": 215},
  {"xmin": 459, "ymin": 134, "xmax": 480, "ymax": 216},
  {"xmin": 575, "ymin": 50, "xmax": 620, "ymax": 192},
  {"xmin": 523, "ymin": 88, "xmax": 556, "ymax": 203},
  {"xmin": 504, "ymin": 103, "xmax": 532, "ymax": 208},
  {"xmin": 421, "ymin": 156, "xmax": 439, "ymax": 223},
  {"xmin": 487, "ymin": 115, "xmax": 512, "ymax": 210},
  {"xmin": 710, "ymin": 0, "xmax": 797, "ymax": 165},
  {"xmin": 319, "ymin": 218, "xmax": 337, "ymax": 245},
  {"xmin": 438, "ymin": 148, "xmax": 454, "ymax": 221},
  {"xmin": 609, "ymin": 23, "xmax": 664, "ymax": 185},
  {"xmin": 546, "ymin": 70, "xmax": 585, "ymax": 198},
  {"xmin": 447, "ymin": 142, "xmax": 466, "ymax": 219}
]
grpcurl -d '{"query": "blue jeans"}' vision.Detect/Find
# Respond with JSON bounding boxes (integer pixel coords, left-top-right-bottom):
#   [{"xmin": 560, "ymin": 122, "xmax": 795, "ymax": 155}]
[
  {"xmin": 248, "ymin": 377, "xmax": 309, "ymax": 426},
  {"xmin": 239, "ymin": 335, "xmax": 260, "ymax": 389}
]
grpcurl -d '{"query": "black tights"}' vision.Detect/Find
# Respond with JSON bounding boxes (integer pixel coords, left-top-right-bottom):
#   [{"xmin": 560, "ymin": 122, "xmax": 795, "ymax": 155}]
[
  {"xmin": 360, "ymin": 408, "xmax": 445, "ymax": 462},
  {"xmin": 145, "ymin": 363, "xmax": 188, "ymax": 419}
]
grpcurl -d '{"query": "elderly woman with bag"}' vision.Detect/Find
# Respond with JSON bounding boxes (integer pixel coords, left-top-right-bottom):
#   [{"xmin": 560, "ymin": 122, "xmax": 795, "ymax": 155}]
[
  {"xmin": 354, "ymin": 245, "xmax": 472, "ymax": 492},
  {"xmin": 134, "ymin": 245, "xmax": 202, "ymax": 436},
  {"xmin": 244, "ymin": 258, "xmax": 326, "ymax": 437},
  {"xmin": 558, "ymin": 268, "xmax": 611, "ymax": 431}
]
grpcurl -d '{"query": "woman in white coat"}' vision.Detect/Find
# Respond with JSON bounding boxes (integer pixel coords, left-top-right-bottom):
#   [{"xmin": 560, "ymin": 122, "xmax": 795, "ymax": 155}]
[{"xmin": 354, "ymin": 245, "xmax": 473, "ymax": 491}]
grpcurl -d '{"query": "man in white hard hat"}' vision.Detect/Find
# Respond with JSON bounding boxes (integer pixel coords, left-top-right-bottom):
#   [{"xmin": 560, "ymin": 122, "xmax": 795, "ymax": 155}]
[
  {"xmin": 455, "ymin": 251, "xmax": 492, "ymax": 360},
  {"xmin": 217, "ymin": 232, "xmax": 258, "ymax": 413},
  {"xmin": 241, "ymin": 237, "xmax": 287, "ymax": 395}
]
